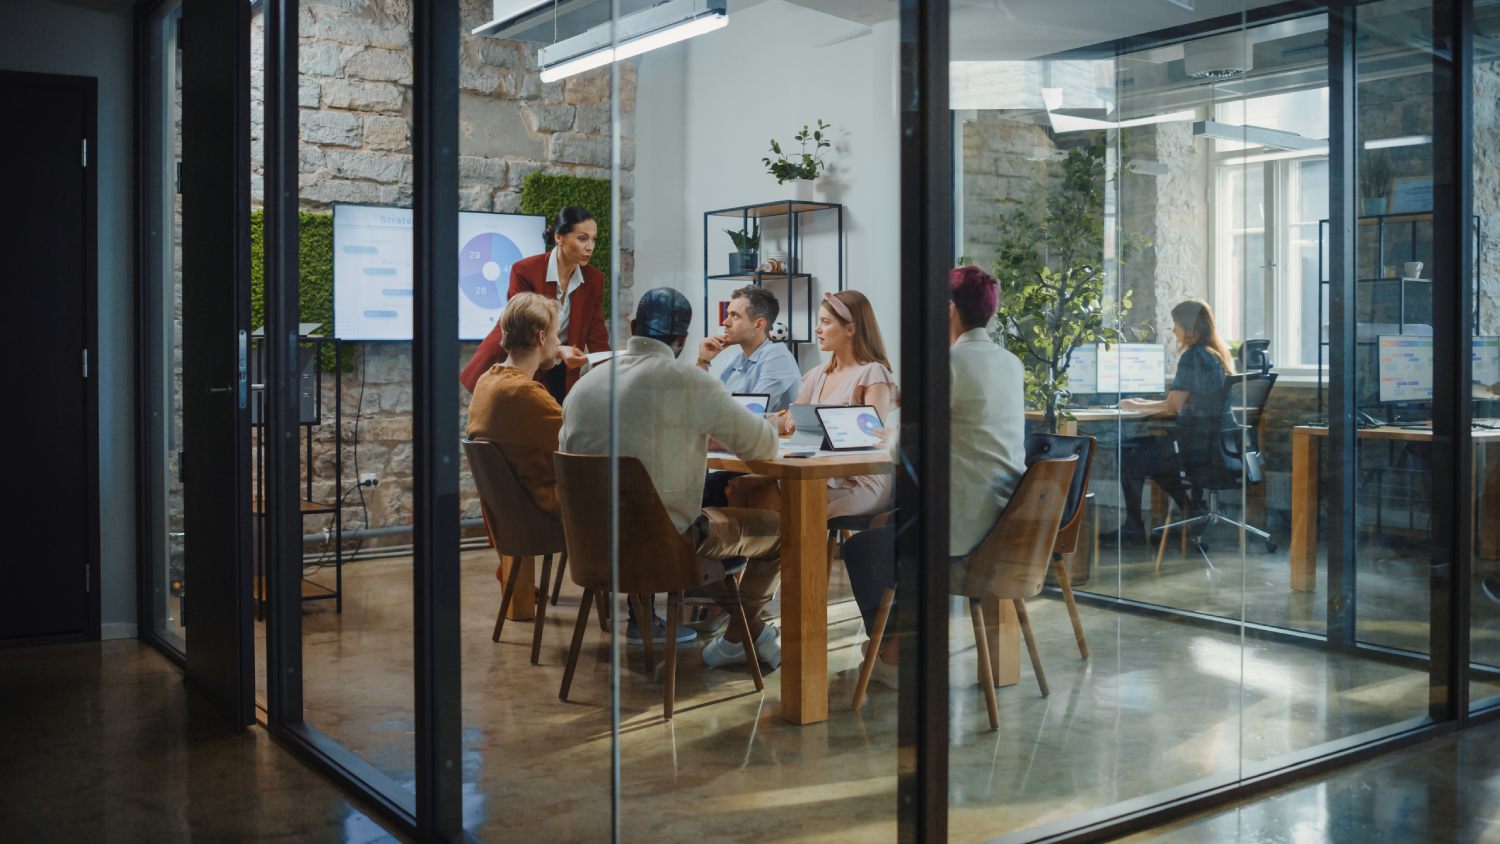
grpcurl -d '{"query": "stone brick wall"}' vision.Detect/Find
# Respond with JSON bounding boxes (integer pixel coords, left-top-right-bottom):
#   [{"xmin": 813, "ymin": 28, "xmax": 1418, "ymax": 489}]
[
  {"xmin": 245, "ymin": 0, "xmax": 637, "ymax": 542},
  {"xmin": 959, "ymin": 114, "xmax": 1052, "ymax": 268}
]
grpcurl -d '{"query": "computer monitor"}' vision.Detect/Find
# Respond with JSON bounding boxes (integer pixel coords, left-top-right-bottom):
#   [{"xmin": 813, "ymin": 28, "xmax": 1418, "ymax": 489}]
[
  {"xmin": 1378, "ymin": 335, "xmax": 1434, "ymax": 403},
  {"xmin": 1066, "ymin": 345, "xmax": 1099, "ymax": 394},
  {"xmin": 1113, "ymin": 343, "xmax": 1167, "ymax": 394}
]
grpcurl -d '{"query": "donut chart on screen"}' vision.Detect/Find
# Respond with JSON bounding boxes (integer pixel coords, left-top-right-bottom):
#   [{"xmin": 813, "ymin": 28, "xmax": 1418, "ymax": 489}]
[
  {"xmin": 459, "ymin": 232, "xmax": 524, "ymax": 310},
  {"xmin": 857, "ymin": 412, "xmax": 881, "ymax": 436}
]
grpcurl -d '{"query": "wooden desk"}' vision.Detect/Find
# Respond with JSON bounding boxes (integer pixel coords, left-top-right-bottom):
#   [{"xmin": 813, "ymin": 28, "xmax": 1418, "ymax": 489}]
[
  {"xmin": 706, "ymin": 450, "xmax": 1021, "ymax": 725},
  {"xmin": 1024, "ymin": 407, "xmax": 1151, "ymax": 435},
  {"xmin": 1289, "ymin": 423, "xmax": 1500, "ymax": 592}
]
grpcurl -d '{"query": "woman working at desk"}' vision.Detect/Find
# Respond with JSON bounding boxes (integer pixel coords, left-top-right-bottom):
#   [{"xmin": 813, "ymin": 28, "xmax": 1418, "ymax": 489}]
[
  {"xmin": 1111, "ymin": 298, "xmax": 1235, "ymax": 545},
  {"xmin": 459, "ymin": 206, "xmax": 609, "ymax": 403},
  {"xmin": 730, "ymin": 290, "xmax": 899, "ymax": 517}
]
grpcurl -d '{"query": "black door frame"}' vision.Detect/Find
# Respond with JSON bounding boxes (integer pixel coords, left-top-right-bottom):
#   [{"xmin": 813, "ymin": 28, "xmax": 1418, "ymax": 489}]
[
  {"xmin": 178, "ymin": 0, "xmax": 255, "ymax": 729},
  {"xmin": 0, "ymin": 68, "xmax": 101, "ymax": 645}
]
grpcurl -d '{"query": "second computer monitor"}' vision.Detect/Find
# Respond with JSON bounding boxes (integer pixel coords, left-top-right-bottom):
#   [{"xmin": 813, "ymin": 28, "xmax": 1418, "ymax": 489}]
[{"xmin": 1377, "ymin": 335, "xmax": 1433, "ymax": 403}]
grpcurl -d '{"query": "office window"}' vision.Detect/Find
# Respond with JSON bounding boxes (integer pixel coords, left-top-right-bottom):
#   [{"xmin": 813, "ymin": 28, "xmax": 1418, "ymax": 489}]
[{"xmin": 1211, "ymin": 88, "xmax": 1330, "ymax": 371}]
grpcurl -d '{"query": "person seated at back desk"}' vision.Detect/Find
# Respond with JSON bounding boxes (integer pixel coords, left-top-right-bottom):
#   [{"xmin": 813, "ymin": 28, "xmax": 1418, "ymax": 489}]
[
  {"xmin": 560, "ymin": 287, "xmax": 786, "ymax": 668},
  {"xmin": 697, "ymin": 285, "xmax": 802, "ymax": 509},
  {"xmin": 466, "ymin": 293, "xmax": 564, "ymax": 596},
  {"xmin": 1108, "ymin": 297, "xmax": 1236, "ymax": 546}
]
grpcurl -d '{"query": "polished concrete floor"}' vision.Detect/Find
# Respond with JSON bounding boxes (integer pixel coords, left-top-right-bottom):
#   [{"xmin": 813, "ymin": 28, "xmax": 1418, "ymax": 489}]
[
  {"xmin": 243, "ymin": 539, "xmax": 1478, "ymax": 842},
  {"xmin": 6, "ymin": 622, "xmax": 1500, "ymax": 841}
]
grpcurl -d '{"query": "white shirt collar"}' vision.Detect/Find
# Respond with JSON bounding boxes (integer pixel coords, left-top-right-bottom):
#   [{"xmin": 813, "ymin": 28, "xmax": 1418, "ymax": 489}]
[
  {"xmin": 546, "ymin": 249, "xmax": 586, "ymax": 293},
  {"xmin": 956, "ymin": 327, "xmax": 991, "ymax": 346}
]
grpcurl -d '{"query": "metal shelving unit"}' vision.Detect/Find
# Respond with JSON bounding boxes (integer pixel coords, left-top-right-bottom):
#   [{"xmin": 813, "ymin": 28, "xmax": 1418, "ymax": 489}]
[
  {"xmin": 250, "ymin": 334, "xmax": 344, "ymax": 616},
  {"xmin": 703, "ymin": 200, "xmax": 844, "ymax": 347},
  {"xmin": 1315, "ymin": 212, "xmax": 1482, "ymax": 413}
]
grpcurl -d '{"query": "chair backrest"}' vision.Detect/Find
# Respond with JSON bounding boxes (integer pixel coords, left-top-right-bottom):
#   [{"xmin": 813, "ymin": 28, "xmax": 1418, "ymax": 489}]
[
  {"xmin": 1238, "ymin": 338, "xmax": 1273, "ymax": 375},
  {"xmin": 552, "ymin": 452, "xmax": 701, "ymax": 594},
  {"xmin": 955, "ymin": 455, "xmax": 1077, "ymax": 601},
  {"xmin": 1180, "ymin": 371, "xmax": 1278, "ymax": 491},
  {"xmin": 462, "ymin": 438, "xmax": 566, "ymax": 557},
  {"xmin": 1024, "ymin": 433, "xmax": 1095, "ymax": 555}
]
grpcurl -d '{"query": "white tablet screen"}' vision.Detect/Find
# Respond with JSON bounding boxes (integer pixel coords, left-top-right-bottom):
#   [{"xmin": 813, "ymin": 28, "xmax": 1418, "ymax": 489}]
[
  {"xmin": 817, "ymin": 405, "xmax": 884, "ymax": 450},
  {"xmin": 731, "ymin": 393, "xmax": 770, "ymax": 415}
]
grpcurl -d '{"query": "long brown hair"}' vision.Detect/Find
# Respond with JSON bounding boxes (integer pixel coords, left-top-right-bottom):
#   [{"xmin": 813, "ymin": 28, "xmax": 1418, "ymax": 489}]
[
  {"xmin": 822, "ymin": 289, "xmax": 891, "ymax": 371},
  {"xmin": 1171, "ymin": 298, "xmax": 1235, "ymax": 375}
]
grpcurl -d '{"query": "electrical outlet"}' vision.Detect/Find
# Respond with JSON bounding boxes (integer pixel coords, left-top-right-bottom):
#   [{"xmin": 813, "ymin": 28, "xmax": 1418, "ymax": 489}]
[{"xmin": 359, "ymin": 473, "xmax": 380, "ymax": 487}]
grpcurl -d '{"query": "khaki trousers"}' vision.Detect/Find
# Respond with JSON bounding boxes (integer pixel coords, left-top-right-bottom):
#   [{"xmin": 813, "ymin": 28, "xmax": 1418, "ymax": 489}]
[{"xmin": 683, "ymin": 507, "xmax": 781, "ymax": 618}]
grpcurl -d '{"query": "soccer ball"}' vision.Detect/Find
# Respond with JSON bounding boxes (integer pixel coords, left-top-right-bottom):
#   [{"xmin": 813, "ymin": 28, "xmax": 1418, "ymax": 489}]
[{"xmin": 769, "ymin": 320, "xmax": 789, "ymax": 342}]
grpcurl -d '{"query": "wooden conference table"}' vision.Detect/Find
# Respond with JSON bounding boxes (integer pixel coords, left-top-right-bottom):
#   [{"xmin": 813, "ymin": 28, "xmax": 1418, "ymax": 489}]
[
  {"xmin": 707, "ymin": 449, "xmax": 1024, "ymax": 725},
  {"xmin": 1288, "ymin": 421, "xmax": 1500, "ymax": 592}
]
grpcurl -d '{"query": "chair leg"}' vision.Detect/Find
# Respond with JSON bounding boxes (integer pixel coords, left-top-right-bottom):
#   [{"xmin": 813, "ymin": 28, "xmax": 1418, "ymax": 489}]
[
  {"xmin": 728, "ymin": 578, "xmax": 765, "ymax": 692},
  {"xmin": 1014, "ymin": 598, "xmax": 1049, "ymax": 698},
  {"xmin": 969, "ymin": 600, "xmax": 1000, "ymax": 731},
  {"xmin": 494, "ymin": 556, "xmax": 524, "ymax": 643},
  {"xmin": 851, "ymin": 587, "xmax": 895, "ymax": 711},
  {"xmin": 826, "ymin": 530, "xmax": 838, "ymax": 581},
  {"xmin": 559, "ymin": 588, "xmax": 594, "ymax": 701},
  {"xmin": 1051, "ymin": 556, "xmax": 1089, "ymax": 659},
  {"xmin": 595, "ymin": 590, "xmax": 610, "ymax": 632},
  {"xmin": 1154, "ymin": 501, "xmax": 1172, "ymax": 573},
  {"xmin": 629, "ymin": 593, "xmax": 655, "ymax": 673},
  {"xmin": 530, "ymin": 554, "xmax": 553, "ymax": 665},
  {"xmin": 550, "ymin": 550, "xmax": 568, "ymax": 606},
  {"xmin": 664, "ymin": 592, "xmax": 680, "ymax": 720}
]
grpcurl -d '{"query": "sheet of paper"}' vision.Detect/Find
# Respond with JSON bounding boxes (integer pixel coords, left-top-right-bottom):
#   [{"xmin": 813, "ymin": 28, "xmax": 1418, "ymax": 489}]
[{"xmin": 585, "ymin": 351, "xmax": 616, "ymax": 365}]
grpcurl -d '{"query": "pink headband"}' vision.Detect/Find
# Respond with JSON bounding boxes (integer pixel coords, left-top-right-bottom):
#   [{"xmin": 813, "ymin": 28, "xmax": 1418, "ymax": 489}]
[{"xmin": 822, "ymin": 292, "xmax": 854, "ymax": 323}]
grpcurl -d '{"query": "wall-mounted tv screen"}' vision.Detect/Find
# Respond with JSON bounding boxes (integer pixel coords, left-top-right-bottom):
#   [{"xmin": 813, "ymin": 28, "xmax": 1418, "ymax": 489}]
[{"xmin": 332, "ymin": 203, "xmax": 547, "ymax": 341}]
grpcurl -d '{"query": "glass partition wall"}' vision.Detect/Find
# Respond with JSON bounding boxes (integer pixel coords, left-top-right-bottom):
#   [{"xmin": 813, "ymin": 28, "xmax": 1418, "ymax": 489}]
[{"xmin": 232, "ymin": 0, "xmax": 1491, "ymax": 839}]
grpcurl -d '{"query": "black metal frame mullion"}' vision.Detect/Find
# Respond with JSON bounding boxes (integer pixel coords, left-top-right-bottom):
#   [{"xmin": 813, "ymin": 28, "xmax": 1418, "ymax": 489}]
[
  {"xmin": 1430, "ymin": 0, "xmax": 1474, "ymax": 723},
  {"xmin": 1326, "ymin": 0, "xmax": 1358, "ymax": 648},
  {"xmin": 262, "ymin": 0, "xmax": 304, "ymax": 727},
  {"xmin": 412, "ymin": 0, "xmax": 464, "ymax": 839},
  {"xmin": 896, "ymin": 0, "xmax": 950, "ymax": 838}
]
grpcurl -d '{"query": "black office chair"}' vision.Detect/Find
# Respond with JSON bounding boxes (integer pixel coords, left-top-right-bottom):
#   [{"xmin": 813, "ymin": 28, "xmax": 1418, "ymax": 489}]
[
  {"xmin": 1238, "ymin": 339, "xmax": 1273, "ymax": 376},
  {"xmin": 1152, "ymin": 372, "xmax": 1278, "ymax": 570}
]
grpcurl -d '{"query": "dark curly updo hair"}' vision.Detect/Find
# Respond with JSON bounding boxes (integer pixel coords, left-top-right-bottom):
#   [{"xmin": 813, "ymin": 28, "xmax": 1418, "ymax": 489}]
[{"xmin": 543, "ymin": 205, "xmax": 595, "ymax": 250}]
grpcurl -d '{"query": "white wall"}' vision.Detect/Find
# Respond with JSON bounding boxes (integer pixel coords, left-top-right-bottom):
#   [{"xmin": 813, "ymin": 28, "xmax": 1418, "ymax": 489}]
[
  {"xmin": 0, "ymin": 0, "xmax": 137, "ymax": 637},
  {"xmin": 631, "ymin": 0, "xmax": 903, "ymax": 374}
]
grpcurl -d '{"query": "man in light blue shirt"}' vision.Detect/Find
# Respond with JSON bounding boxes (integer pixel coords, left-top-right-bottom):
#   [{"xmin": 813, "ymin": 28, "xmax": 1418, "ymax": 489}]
[{"xmin": 695, "ymin": 286, "xmax": 801, "ymax": 413}]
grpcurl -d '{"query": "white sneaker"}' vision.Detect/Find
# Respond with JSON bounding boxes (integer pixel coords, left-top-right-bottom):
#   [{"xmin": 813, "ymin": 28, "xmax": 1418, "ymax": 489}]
[{"xmin": 702, "ymin": 623, "xmax": 781, "ymax": 671}]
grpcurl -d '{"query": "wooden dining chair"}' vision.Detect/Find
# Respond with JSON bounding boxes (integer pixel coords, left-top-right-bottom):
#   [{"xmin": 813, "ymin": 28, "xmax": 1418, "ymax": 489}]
[
  {"xmin": 553, "ymin": 452, "xmax": 763, "ymax": 721},
  {"xmin": 463, "ymin": 439, "xmax": 568, "ymax": 666},
  {"xmin": 850, "ymin": 456, "xmax": 1077, "ymax": 730},
  {"xmin": 1024, "ymin": 433, "xmax": 1096, "ymax": 659}
]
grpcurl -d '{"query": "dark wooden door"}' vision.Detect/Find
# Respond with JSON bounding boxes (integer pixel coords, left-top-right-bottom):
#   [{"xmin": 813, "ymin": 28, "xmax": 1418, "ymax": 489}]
[{"xmin": 0, "ymin": 72, "xmax": 97, "ymax": 641}]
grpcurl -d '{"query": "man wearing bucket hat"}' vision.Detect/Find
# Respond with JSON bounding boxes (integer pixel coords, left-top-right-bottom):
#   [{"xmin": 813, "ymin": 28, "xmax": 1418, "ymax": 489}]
[{"xmin": 560, "ymin": 288, "xmax": 786, "ymax": 669}]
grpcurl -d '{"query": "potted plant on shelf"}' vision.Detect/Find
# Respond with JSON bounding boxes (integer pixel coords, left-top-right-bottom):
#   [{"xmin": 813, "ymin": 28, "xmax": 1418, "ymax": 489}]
[
  {"xmin": 990, "ymin": 140, "xmax": 1151, "ymax": 433},
  {"xmin": 1359, "ymin": 150, "xmax": 1392, "ymax": 216},
  {"xmin": 725, "ymin": 222, "xmax": 760, "ymax": 275},
  {"xmin": 763, "ymin": 119, "xmax": 832, "ymax": 196}
]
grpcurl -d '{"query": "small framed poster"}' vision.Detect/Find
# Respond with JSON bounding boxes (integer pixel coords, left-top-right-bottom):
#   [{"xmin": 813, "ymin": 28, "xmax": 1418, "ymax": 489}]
[{"xmin": 1388, "ymin": 176, "xmax": 1433, "ymax": 214}]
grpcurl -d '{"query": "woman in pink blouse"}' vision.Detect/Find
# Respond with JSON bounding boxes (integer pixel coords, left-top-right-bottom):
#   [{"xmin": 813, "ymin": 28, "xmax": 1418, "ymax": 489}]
[{"xmin": 730, "ymin": 290, "xmax": 899, "ymax": 517}]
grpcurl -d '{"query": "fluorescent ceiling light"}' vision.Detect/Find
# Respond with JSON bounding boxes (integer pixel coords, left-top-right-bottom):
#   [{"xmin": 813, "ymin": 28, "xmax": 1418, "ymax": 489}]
[
  {"xmin": 537, "ymin": 0, "xmax": 726, "ymax": 84},
  {"xmin": 1194, "ymin": 120, "xmax": 1323, "ymax": 150},
  {"xmin": 471, "ymin": 0, "xmax": 554, "ymax": 37},
  {"xmin": 1049, "ymin": 108, "xmax": 1196, "ymax": 135},
  {"xmin": 1364, "ymin": 134, "xmax": 1431, "ymax": 150}
]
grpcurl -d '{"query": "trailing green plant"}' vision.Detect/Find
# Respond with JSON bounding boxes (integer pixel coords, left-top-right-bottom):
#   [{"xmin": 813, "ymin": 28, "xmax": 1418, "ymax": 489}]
[
  {"xmin": 249, "ymin": 210, "xmax": 352, "ymax": 371},
  {"xmin": 763, "ymin": 119, "xmax": 831, "ymax": 184},
  {"xmin": 989, "ymin": 139, "xmax": 1151, "ymax": 430},
  {"xmin": 1359, "ymin": 149, "xmax": 1393, "ymax": 202},
  {"xmin": 725, "ymin": 220, "xmax": 760, "ymax": 253},
  {"xmin": 519, "ymin": 171, "xmax": 613, "ymax": 316}
]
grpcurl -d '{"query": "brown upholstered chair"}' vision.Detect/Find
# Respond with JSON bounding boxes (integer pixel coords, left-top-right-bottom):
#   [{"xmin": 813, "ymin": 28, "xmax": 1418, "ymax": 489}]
[
  {"xmin": 1024, "ymin": 433, "xmax": 1096, "ymax": 659},
  {"xmin": 850, "ymin": 456, "xmax": 1077, "ymax": 730},
  {"xmin": 553, "ymin": 452, "xmax": 763, "ymax": 720},
  {"xmin": 463, "ymin": 439, "xmax": 568, "ymax": 665}
]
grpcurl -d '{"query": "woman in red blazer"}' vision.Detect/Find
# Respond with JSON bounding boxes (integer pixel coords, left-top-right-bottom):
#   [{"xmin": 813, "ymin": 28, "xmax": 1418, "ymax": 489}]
[{"xmin": 460, "ymin": 206, "xmax": 610, "ymax": 401}]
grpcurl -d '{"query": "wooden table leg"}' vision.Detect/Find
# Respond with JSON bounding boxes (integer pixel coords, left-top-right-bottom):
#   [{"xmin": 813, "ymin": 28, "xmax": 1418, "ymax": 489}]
[
  {"xmin": 500, "ymin": 555, "xmax": 537, "ymax": 621},
  {"xmin": 1290, "ymin": 430, "xmax": 1318, "ymax": 592},
  {"xmin": 781, "ymin": 477, "xmax": 829, "ymax": 725},
  {"xmin": 982, "ymin": 596, "xmax": 1020, "ymax": 687}
]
